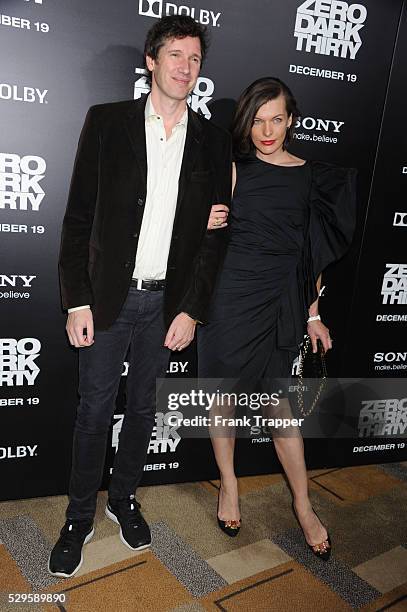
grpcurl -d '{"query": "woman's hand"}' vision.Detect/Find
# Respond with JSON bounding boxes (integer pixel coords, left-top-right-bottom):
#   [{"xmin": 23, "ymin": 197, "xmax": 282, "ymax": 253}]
[
  {"xmin": 164, "ymin": 312, "xmax": 197, "ymax": 351},
  {"xmin": 207, "ymin": 204, "xmax": 229, "ymax": 229},
  {"xmin": 307, "ymin": 319, "xmax": 332, "ymax": 353}
]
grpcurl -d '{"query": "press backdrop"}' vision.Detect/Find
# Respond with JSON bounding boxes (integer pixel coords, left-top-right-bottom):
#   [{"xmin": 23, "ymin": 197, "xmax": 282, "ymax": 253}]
[{"xmin": 1, "ymin": 0, "xmax": 406, "ymax": 500}]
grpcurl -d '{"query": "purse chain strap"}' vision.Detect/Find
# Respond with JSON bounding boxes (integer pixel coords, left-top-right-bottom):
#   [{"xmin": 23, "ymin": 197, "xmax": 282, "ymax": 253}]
[{"xmin": 297, "ymin": 336, "xmax": 328, "ymax": 417}]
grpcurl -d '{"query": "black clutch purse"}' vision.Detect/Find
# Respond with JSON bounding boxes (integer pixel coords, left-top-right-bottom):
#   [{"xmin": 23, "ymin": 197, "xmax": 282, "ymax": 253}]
[{"xmin": 297, "ymin": 336, "xmax": 327, "ymax": 417}]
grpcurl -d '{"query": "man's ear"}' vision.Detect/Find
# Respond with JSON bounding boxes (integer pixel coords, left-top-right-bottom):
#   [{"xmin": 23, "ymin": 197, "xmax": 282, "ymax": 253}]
[{"xmin": 146, "ymin": 55, "xmax": 154, "ymax": 72}]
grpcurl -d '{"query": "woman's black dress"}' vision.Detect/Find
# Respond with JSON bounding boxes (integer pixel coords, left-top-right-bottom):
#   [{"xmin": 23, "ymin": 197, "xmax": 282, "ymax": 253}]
[{"xmin": 198, "ymin": 156, "xmax": 356, "ymax": 380}]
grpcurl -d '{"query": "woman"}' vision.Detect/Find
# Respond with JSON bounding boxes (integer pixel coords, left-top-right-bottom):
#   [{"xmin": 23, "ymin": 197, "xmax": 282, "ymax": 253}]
[{"xmin": 200, "ymin": 77, "xmax": 356, "ymax": 559}]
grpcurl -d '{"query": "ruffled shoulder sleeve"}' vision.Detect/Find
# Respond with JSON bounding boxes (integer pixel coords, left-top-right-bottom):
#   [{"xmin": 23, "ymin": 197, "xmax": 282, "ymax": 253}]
[
  {"xmin": 276, "ymin": 161, "xmax": 357, "ymax": 354},
  {"xmin": 308, "ymin": 160, "xmax": 357, "ymax": 280}
]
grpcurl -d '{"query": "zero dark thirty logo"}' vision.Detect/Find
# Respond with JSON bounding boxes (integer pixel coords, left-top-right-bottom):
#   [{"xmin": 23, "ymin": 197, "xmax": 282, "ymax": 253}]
[
  {"xmin": 134, "ymin": 68, "xmax": 215, "ymax": 119},
  {"xmin": 358, "ymin": 398, "xmax": 407, "ymax": 436},
  {"xmin": 0, "ymin": 153, "xmax": 46, "ymax": 211},
  {"xmin": 113, "ymin": 411, "xmax": 181, "ymax": 456},
  {"xmin": 294, "ymin": 0, "xmax": 368, "ymax": 59},
  {"xmin": 381, "ymin": 264, "xmax": 407, "ymax": 305},
  {"xmin": 0, "ymin": 338, "xmax": 41, "ymax": 386}
]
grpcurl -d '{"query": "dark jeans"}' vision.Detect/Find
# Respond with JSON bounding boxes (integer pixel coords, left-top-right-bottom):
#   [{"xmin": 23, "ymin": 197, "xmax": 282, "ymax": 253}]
[{"xmin": 66, "ymin": 286, "xmax": 170, "ymax": 521}]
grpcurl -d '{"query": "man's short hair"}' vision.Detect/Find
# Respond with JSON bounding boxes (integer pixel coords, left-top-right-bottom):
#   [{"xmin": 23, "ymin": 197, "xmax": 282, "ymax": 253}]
[{"xmin": 144, "ymin": 14, "xmax": 209, "ymax": 78}]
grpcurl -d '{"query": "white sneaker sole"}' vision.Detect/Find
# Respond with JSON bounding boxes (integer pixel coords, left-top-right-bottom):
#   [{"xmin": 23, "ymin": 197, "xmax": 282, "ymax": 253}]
[
  {"xmin": 47, "ymin": 527, "xmax": 95, "ymax": 578},
  {"xmin": 105, "ymin": 506, "xmax": 151, "ymax": 551}
]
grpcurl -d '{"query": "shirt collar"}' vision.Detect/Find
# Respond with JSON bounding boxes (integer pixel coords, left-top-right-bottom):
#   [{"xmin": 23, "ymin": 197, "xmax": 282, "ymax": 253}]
[{"xmin": 145, "ymin": 94, "xmax": 188, "ymax": 128}]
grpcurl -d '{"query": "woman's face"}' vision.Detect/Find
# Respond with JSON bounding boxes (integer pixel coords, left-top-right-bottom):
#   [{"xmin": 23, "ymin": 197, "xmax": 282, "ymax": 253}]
[{"xmin": 250, "ymin": 95, "xmax": 292, "ymax": 157}]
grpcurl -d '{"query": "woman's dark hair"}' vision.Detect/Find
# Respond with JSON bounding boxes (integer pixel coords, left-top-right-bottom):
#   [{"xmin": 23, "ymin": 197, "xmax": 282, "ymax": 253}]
[
  {"xmin": 232, "ymin": 77, "xmax": 300, "ymax": 158},
  {"xmin": 144, "ymin": 15, "xmax": 209, "ymax": 78}
]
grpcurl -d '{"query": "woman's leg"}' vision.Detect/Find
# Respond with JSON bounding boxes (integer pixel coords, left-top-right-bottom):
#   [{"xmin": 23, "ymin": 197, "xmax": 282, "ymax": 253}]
[
  {"xmin": 211, "ymin": 436, "xmax": 240, "ymax": 522},
  {"xmin": 273, "ymin": 426, "xmax": 328, "ymax": 547}
]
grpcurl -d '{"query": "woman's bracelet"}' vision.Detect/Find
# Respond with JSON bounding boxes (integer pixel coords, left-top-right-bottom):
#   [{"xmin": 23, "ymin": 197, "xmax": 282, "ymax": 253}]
[{"xmin": 307, "ymin": 315, "xmax": 321, "ymax": 322}]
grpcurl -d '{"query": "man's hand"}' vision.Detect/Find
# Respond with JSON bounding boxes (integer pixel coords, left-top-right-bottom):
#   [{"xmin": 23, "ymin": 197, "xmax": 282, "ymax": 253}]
[
  {"xmin": 307, "ymin": 319, "xmax": 332, "ymax": 354},
  {"xmin": 207, "ymin": 204, "xmax": 229, "ymax": 230},
  {"xmin": 164, "ymin": 312, "xmax": 197, "ymax": 351},
  {"xmin": 66, "ymin": 309, "xmax": 94, "ymax": 347}
]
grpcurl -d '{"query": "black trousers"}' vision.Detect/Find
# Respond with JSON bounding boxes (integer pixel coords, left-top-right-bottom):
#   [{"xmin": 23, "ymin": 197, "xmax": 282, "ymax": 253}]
[{"xmin": 66, "ymin": 286, "xmax": 170, "ymax": 520}]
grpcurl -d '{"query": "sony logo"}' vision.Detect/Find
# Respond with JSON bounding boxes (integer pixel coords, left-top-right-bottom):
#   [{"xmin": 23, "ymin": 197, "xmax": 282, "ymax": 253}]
[
  {"xmin": 374, "ymin": 352, "xmax": 407, "ymax": 363},
  {"xmin": 0, "ymin": 275, "xmax": 36, "ymax": 287},
  {"xmin": 295, "ymin": 117, "xmax": 344, "ymax": 132}
]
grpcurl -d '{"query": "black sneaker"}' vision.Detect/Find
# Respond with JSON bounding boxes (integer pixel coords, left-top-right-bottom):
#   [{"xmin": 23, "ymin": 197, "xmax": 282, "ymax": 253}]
[
  {"xmin": 48, "ymin": 519, "xmax": 94, "ymax": 578},
  {"xmin": 105, "ymin": 495, "xmax": 151, "ymax": 550}
]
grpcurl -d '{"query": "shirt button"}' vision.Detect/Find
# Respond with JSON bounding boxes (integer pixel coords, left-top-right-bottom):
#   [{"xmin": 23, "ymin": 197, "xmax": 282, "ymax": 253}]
[
  {"xmin": 124, "ymin": 261, "xmax": 131, "ymax": 268},
  {"xmin": 132, "ymin": 232, "xmax": 139, "ymax": 238},
  {"xmin": 137, "ymin": 198, "xmax": 144, "ymax": 207}
]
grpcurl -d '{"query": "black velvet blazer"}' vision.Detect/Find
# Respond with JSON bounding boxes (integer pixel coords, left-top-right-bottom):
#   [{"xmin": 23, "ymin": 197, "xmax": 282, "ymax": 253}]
[{"xmin": 58, "ymin": 96, "xmax": 232, "ymax": 329}]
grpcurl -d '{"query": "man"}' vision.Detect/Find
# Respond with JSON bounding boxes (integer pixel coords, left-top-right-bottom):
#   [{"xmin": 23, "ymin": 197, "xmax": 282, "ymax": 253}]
[{"xmin": 49, "ymin": 15, "xmax": 231, "ymax": 578}]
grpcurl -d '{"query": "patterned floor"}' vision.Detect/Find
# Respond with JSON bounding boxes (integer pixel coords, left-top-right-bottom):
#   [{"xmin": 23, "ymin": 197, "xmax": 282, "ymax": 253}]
[{"xmin": 0, "ymin": 462, "xmax": 406, "ymax": 611}]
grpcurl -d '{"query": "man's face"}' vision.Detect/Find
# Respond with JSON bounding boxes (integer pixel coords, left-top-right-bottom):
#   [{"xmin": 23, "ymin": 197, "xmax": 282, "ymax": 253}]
[{"xmin": 146, "ymin": 36, "xmax": 202, "ymax": 101}]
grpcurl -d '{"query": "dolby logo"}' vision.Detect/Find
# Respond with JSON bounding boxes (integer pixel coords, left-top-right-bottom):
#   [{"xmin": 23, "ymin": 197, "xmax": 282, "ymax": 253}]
[
  {"xmin": 0, "ymin": 84, "xmax": 48, "ymax": 104},
  {"xmin": 167, "ymin": 361, "xmax": 188, "ymax": 374},
  {"xmin": 138, "ymin": 0, "xmax": 221, "ymax": 27},
  {"xmin": 0, "ymin": 445, "xmax": 38, "ymax": 460},
  {"xmin": 393, "ymin": 212, "xmax": 407, "ymax": 227}
]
